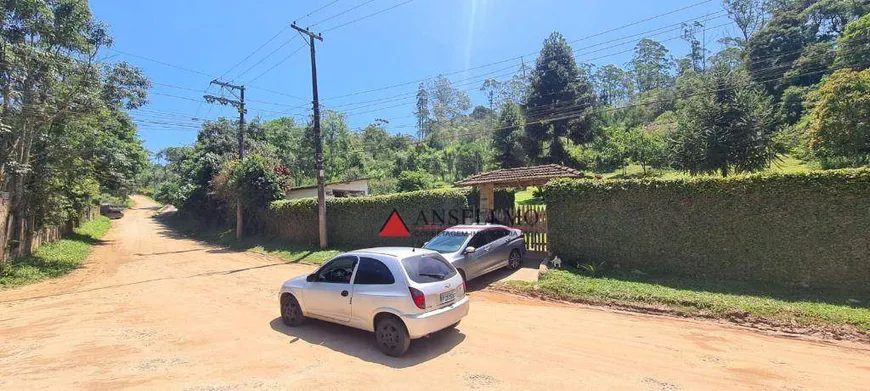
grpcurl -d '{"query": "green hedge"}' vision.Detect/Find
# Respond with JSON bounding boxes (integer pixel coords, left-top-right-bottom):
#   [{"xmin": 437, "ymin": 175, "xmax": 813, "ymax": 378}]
[
  {"xmin": 267, "ymin": 188, "xmax": 470, "ymax": 247},
  {"xmin": 542, "ymin": 169, "xmax": 870, "ymax": 291}
]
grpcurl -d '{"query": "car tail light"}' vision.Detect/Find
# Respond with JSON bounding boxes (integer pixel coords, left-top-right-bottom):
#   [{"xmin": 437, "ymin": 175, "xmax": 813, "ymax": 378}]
[
  {"xmin": 409, "ymin": 287, "xmax": 425, "ymax": 309},
  {"xmin": 461, "ymin": 280, "xmax": 466, "ymax": 295}
]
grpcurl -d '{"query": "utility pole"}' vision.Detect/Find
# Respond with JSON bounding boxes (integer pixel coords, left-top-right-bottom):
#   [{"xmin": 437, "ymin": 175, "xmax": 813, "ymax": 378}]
[
  {"xmin": 292, "ymin": 22, "xmax": 327, "ymax": 249},
  {"xmin": 204, "ymin": 80, "xmax": 246, "ymax": 239}
]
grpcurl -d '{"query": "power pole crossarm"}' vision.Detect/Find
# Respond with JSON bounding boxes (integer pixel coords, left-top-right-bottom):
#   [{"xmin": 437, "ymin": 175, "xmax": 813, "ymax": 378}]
[{"xmin": 292, "ymin": 23, "xmax": 328, "ymax": 250}]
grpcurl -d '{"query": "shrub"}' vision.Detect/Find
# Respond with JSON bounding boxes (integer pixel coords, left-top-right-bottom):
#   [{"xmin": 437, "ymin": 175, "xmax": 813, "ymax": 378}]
[
  {"xmin": 807, "ymin": 69, "xmax": 870, "ymax": 167},
  {"xmin": 267, "ymin": 188, "xmax": 470, "ymax": 247},
  {"xmin": 396, "ymin": 170, "xmax": 435, "ymax": 193},
  {"xmin": 541, "ymin": 169, "xmax": 870, "ymax": 291}
]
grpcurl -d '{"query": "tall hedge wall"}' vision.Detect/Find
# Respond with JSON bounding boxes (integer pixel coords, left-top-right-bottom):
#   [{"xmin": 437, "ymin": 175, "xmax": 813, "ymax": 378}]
[
  {"xmin": 542, "ymin": 169, "xmax": 870, "ymax": 291},
  {"xmin": 267, "ymin": 188, "xmax": 469, "ymax": 248}
]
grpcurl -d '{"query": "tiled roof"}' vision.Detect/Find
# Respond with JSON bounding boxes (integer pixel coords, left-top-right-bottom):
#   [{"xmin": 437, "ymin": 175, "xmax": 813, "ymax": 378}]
[{"xmin": 456, "ymin": 164, "xmax": 584, "ymax": 186}]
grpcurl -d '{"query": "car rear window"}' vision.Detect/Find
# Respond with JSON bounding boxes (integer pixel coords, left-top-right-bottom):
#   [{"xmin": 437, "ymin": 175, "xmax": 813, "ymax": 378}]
[{"xmin": 401, "ymin": 254, "xmax": 457, "ymax": 283}]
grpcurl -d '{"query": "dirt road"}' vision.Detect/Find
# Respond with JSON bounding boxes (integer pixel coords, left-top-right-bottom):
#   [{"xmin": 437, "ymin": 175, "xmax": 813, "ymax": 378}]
[{"xmin": 1, "ymin": 196, "xmax": 868, "ymax": 390}]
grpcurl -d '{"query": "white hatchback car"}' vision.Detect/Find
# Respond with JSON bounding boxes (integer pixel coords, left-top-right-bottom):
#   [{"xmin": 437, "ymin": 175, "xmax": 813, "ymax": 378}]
[{"xmin": 279, "ymin": 247, "xmax": 469, "ymax": 356}]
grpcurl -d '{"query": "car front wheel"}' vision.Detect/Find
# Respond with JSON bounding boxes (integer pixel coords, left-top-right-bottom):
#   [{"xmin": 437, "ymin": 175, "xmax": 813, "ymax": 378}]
[
  {"xmin": 507, "ymin": 249, "xmax": 522, "ymax": 270},
  {"xmin": 375, "ymin": 316, "xmax": 410, "ymax": 357},
  {"xmin": 280, "ymin": 293, "xmax": 305, "ymax": 327}
]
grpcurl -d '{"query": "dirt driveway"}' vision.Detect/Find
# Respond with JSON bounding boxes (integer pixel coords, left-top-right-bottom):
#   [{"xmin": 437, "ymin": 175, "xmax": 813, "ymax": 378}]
[{"xmin": 1, "ymin": 196, "xmax": 868, "ymax": 390}]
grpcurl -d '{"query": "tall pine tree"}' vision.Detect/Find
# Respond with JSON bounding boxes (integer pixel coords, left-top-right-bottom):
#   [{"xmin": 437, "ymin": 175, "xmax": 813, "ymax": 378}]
[{"xmin": 524, "ymin": 31, "xmax": 598, "ymax": 165}]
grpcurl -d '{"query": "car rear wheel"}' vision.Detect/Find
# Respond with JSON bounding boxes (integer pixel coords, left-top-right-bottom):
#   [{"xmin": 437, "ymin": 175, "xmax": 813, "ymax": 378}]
[
  {"xmin": 507, "ymin": 249, "xmax": 522, "ymax": 270},
  {"xmin": 375, "ymin": 316, "xmax": 410, "ymax": 357},
  {"xmin": 280, "ymin": 293, "xmax": 305, "ymax": 327}
]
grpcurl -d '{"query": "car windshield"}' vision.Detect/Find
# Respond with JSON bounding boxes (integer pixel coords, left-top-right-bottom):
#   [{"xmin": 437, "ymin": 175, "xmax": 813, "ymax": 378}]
[{"xmin": 422, "ymin": 231, "xmax": 470, "ymax": 253}]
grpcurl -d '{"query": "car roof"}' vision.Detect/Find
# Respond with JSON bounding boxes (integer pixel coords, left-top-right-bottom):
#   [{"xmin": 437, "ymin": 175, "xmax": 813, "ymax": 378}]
[
  {"xmin": 444, "ymin": 224, "xmax": 512, "ymax": 232},
  {"xmin": 350, "ymin": 247, "xmax": 439, "ymax": 259}
]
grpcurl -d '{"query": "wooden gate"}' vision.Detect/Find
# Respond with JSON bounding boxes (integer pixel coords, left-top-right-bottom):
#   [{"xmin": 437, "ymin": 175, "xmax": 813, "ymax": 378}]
[{"xmin": 512, "ymin": 204, "xmax": 547, "ymax": 252}]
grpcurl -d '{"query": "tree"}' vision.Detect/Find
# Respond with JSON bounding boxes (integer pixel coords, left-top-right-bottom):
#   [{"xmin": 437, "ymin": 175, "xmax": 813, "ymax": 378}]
[
  {"xmin": 0, "ymin": 1, "xmax": 151, "ymax": 258},
  {"xmin": 835, "ymin": 13, "xmax": 870, "ymax": 70},
  {"xmin": 594, "ymin": 64, "xmax": 633, "ymax": 105},
  {"xmin": 630, "ymin": 39, "xmax": 673, "ymax": 93},
  {"xmin": 722, "ymin": 0, "xmax": 768, "ymax": 47},
  {"xmin": 414, "ymin": 83, "xmax": 430, "ymax": 138},
  {"xmin": 669, "ymin": 67, "xmax": 778, "ymax": 176},
  {"xmin": 807, "ymin": 69, "xmax": 870, "ymax": 166},
  {"xmin": 681, "ymin": 21, "xmax": 707, "ymax": 73},
  {"xmin": 524, "ymin": 31, "xmax": 598, "ymax": 165},
  {"xmin": 480, "ymin": 78, "xmax": 501, "ymax": 115},
  {"xmin": 745, "ymin": 6, "xmax": 808, "ymax": 96},
  {"xmin": 429, "ymin": 75, "xmax": 471, "ymax": 123},
  {"xmin": 492, "ymin": 100, "xmax": 526, "ymax": 168}
]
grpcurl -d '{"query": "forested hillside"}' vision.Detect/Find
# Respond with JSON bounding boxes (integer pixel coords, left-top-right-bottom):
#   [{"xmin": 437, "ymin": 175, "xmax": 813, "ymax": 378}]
[{"xmin": 144, "ymin": 1, "xmax": 870, "ymax": 226}]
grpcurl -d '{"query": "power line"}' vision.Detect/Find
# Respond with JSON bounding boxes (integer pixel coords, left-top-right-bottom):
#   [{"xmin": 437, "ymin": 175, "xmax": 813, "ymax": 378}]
[
  {"xmin": 231, "ymin": 36, "xmax": 301, "ymax": 81},
  {"xmin": 246, "ymin": 42, "xmax": 309, "ymax": 84},
  {"xmin": 296, "ymin": 0, "xmax": 343, "ymax": 23},
  {"xmin": 321, "ymin": 0, "xmax": 719, "ymax": 100},
  {"xmin": 218, "ymin": 0, "xmax": 341, "ymax": 79},
  {"xmin": 332, "ymin": 18, "xmax": 734, "ymax": 117},
  {"xmin": 219, "ymin": 25, "xmax": 295, "ymax": 79},
  {"xmin": 310, "ymin": 0, "xmax": 378, "ymax": 27},
  {"xmin": 322, "ymin": 0, "xmax": 417, "ymax": 33}
]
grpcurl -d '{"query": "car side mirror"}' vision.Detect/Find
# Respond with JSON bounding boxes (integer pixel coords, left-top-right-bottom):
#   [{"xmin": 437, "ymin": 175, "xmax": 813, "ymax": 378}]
[
  {"xmin": 306, "ymin": 274, "xmax": 316, "ymax": 282},
  {"xmin": 464, "ymin": 246, "xmax": 476, "ymax": 255}
]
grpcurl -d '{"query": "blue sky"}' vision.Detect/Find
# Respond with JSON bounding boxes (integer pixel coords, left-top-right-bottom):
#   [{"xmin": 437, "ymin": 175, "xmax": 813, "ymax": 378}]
[{"xmin": 90, "ymin": 0, "xmax": 733, "ymax": 154}]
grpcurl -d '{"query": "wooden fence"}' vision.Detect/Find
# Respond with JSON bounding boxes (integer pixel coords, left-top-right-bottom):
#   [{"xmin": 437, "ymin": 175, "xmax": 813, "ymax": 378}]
[{"xmin": 513, "ymin": 204, "xmax": 547, "ymax": 252}]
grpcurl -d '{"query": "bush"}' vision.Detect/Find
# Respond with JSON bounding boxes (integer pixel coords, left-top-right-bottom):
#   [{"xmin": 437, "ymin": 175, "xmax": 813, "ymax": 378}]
[
  {"xmin": 396, "ymin": 170, "xmax": 435, "ymax": 193},
  {"xmin": 541, "ymin": 169, "xmax": 870, "ymax": 291},
  {"xmin": 267, "ymin": 188, "xmax": 470, "ymax": 247},
  {"xmin": 807, "ymin": 69, "xmax": 870, "ymax": 167}
]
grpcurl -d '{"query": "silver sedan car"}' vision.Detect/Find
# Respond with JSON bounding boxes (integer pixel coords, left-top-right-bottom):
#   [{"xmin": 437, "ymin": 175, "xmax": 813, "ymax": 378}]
[
  {"xmin": 279, "ymin": 247, "xmax": 469, "ymax": 357},
  {"xmin": 422, "ymin": 224, "xmax": 526, "ymax": 282}
]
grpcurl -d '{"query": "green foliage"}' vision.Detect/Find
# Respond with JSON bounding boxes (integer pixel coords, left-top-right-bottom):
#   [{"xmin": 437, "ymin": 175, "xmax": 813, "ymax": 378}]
[
  {"xmin": 669, "ymin": 67, "xmax": 778, "ymax": 176},
  {"xmin": 807, "ymin": 68, "xmax": 870, "ymax": 167},
  {"xmin": 1, "ymin": 216, "xmax": 111, "ymax": 288},
  {"xmin": 541, "ymin": 169, "xmax": 870, "ymax": 291},
  {"xmin": 508, "ymin": 269, "xmax": 870, "ymax": 331},
  {"xmin": 0, "ymin": 0, "xmax": 149, "ymax": 251},
  {"xmin": 492, "ymin": 100, "xmax": 526, "ymax": 169},
  {"xmin": 524, "ymin": 31, "xmax": 599, "ymax": 165},
  {"xmin": 578, "ymin": 262, "xmax": 606, "ymax": 277},
  {"xmin": 226, "ymin": 155, "xmax": 287, "ymax": 210},
  {"xmin": 630, "ymin": 38, "xmax": 674, "ymax": 93},
  {"xmin": 836, "ymin": 12, "xmax": 870, "ymax": 70},
  {"xmin": 267, "ymin": 188, "xmax": 469, "ymax": 247},
  {"xmin": 396, "ymin": 170, "xmax": 435, "ymax": 193}
]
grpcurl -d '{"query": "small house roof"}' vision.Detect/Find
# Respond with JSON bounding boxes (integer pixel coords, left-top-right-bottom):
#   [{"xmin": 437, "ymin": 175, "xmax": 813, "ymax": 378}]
[{"xmin": 455, "ymin": 164, "xmax": 584, "ymax": 187}]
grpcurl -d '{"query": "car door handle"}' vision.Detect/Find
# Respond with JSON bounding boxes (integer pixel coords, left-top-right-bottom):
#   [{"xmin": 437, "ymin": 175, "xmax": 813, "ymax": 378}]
[{"xmin": 341, "ymin": 290, "xmax": 349, "ymax": 297}]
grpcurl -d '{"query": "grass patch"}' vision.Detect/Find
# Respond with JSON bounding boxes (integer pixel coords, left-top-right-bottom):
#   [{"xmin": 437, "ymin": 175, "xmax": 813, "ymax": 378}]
[
  {"xmin": 0, "ymin": 216, "xmax": 112, "ymax": 288},
  {"xmin": 158, "ymin": 212, "xmax": 343, "ymax": 265},
  {"xmin": 503, "ymin": 268, "xmax": 870, "ymax": 335},
  {"xmin": 515, "ymin": 187, "xmax": 545, "ymax": 206}
]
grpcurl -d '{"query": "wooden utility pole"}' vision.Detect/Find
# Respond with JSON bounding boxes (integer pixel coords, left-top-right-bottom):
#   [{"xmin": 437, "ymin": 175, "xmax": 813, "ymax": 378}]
[
  {"xmin": 204, "ymin": 80, "xmax": 246, "ymax": 239},
  {"xmin": 292, "ymin": 22, "xmax": 327, "ymax": 249}
]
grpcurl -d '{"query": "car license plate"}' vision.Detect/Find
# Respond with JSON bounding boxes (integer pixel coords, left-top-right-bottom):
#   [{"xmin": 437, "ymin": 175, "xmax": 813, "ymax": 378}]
[{"xmin": 440, "ymin": 290, "xmax": 456, "ymax": 303}]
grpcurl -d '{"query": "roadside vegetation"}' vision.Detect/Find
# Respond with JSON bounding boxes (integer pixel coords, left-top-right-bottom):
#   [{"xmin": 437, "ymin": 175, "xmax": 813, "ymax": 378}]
[
  {"xmin": 0, "ymin": 217, "xmax": 112, "ymax": 288},
  {"xmin": 158, "ymin": 212, "xmax": 342, "ymax": 265},
  {"xmin": 503, "ymin": 267, "xmax": 870, "ymax": 338}
]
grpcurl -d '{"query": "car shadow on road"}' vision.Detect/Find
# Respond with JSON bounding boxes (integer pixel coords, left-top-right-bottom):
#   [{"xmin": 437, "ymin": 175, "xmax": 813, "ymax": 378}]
[{"xmin": 269, "ymin": 317, "xmax": 466, "ymax": 368}]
